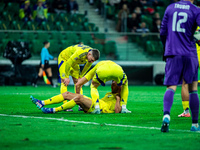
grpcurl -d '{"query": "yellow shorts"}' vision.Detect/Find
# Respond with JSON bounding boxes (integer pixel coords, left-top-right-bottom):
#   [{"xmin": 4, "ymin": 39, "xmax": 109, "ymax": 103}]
[
  {"xmin": 58, "ymin": 55, "xmax": 79, "ymax": 79},
  {"xmin": 86, "ymin": 97, "xmax": 96, "ymax": 113},
  {"xmin": 92, "ymin": 63, "xmax": 127, "ymax": 86}
]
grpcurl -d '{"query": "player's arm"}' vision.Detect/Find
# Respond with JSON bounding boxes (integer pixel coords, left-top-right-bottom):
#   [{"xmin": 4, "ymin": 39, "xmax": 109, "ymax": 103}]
[
  {"xmin": 84, "ymin": 65, "xmax": 97, "ymax": 81},
  {"xmin": 75, "ymin": 77, "xmax": 88, "ymax": 94},
  {"xmin": 41, "ymin": 48, "xmax": 46, "ymax": 69},
  {"xmin": 160, "ymin": 8, "xmax": 168, "ymax": 61},
  {"xmin": 76, "ymin": 65, "xmax": 97, "ymax": 93},
  {"xmin": 80, "ymin": 62, "xmax": 92, "ymax": 78},
  {"xmin": 115, "ymin": 94, "xmax": 122, "ymax": 113},
  {"xmin": 64, "ymin": 51, "xmax": 80, "ymax": 78}
]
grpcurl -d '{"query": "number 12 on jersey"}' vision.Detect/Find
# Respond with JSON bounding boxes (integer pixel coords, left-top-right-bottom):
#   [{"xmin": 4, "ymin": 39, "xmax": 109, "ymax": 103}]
[{"xmin": 172, "ymin": 11, "xmax": 188, "ymax": 33}]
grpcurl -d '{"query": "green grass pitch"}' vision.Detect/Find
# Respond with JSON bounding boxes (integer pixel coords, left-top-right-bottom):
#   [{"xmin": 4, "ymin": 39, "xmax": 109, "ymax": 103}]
[{"xmin": 0, "ymin": 85, "xmax": 200, "ymax": 150}]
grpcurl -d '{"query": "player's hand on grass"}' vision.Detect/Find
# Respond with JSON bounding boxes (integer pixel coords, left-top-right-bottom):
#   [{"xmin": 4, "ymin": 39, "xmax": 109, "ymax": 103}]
[{"xmin": 63, "ymin": 78, "xmax": 70, "ymax": 86}]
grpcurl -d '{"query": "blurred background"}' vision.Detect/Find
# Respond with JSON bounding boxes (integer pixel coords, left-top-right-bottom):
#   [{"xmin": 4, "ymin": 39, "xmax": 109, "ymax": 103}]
[{"xmin": 1, "ymin": 0, "xmax": 199, "ymax": 86}]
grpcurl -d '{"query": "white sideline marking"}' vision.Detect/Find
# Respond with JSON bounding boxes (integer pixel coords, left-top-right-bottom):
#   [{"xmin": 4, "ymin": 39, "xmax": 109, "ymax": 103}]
[{"xmin": 0, "ymin": 114, "xmax": 198, "ymax": 133}]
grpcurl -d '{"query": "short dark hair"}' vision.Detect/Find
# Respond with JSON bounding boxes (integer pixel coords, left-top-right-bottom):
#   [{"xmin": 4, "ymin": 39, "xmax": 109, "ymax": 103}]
[
  {"xmin": 43, "ymin": 41, "xmax": 49, "ymax": 45},
  {"xmin": 91, "ymin": 49, "xmax": 100, "ymax": 60}
]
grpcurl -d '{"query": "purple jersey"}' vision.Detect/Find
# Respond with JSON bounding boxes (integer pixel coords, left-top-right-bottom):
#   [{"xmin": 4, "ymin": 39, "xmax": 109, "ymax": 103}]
[{"xmin": 160, "ymin": 0, "xmax": 200, "ymax": 57}]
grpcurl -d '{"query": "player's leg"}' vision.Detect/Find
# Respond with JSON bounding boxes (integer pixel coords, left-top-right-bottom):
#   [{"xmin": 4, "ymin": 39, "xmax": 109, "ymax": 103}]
[
  {"xmin": 32, "ymin": 67, "xmax": 43, "ymax": 87},
  {"xmin": 58, "ymin": 56, "xmax": 68, "ymax": 94},
  {"xmin": 42, "ymin": 94, "xmax": 93, "ymax": 113},
  {"xmin": 90, "ymin": 80, "xmax": 100, "ymax": 113},
  {"xmin": 188, "ymin": 81, "xmax": 200, "ymax": 131},
  {"xmin": 178, "ymin": 80, "xmax": 190, "ymax": 117},
  {"xmin": 46, "ymin": 67, "xmax": 55, "ymax": 87},
  {"xmin": 183, "ymin": 56, "xmax": 199, "ymax": 131},
  {"xmin": 30, "ymin": 91, "xmax": 77, "ymax": 109},
  {"xmin": 161, "ymin": 56, "xmax": 184, "ymax": 132},
  {"xmin": 161, "ymin": 85, "xmax": 177, "ymax": 132},
  {"xmin": 120, "ymin": 80, "xmax": 131, "ymax": 113}
]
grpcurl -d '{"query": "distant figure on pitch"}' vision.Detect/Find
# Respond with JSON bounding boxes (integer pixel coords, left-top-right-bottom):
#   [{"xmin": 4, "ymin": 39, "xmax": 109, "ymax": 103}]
[{"xmin": 32, "ymin": 41, "xmax": 57, "ymax": 87}]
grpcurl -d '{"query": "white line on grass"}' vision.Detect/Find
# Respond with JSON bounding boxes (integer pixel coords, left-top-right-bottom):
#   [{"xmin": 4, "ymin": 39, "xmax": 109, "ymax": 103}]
[{"xmin": 0, "ymin": 114, "xmax": 198, "ymax": 133}]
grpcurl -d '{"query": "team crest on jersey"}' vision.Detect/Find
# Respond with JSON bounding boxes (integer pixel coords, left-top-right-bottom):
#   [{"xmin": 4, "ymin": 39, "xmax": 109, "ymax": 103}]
[
  {"xmin": 107, "ymin": 95, "xmax": 112, "ymax": 98},
  {"xmin": 62, "ymin": 73, "xmax": 65, "ymax": 77},
  {"xmin": 74, "ymin": 57, "xmax": 78, "ymax": 60}
]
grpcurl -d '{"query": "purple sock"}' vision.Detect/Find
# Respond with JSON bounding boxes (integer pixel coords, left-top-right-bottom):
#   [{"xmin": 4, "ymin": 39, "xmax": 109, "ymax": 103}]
[
  {"xmin": 163, "ymin": 89, "xmax": 175, "ymax": 115},
  {"xmin": 189, "ymin": 91, "xmax": 199, "ymax": 123}
]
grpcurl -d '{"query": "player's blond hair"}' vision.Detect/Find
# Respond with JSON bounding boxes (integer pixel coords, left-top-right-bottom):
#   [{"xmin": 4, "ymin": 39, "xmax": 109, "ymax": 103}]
[{"xmin": 91, "ymin": 49, "xmax": 100, "ymax": 60}]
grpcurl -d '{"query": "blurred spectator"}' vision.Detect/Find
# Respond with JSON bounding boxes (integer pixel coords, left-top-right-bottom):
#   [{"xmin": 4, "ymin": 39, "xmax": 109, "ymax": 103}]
[
  {"xmin": 130, "ymin": 0, "xmax": 143, "ymax": 13},
  {"xmin": 127, "ymin": 13, "xmax": 139, "ymax": 32},
  {"xmin": 152, "ymin": 0, "xmax": 164, "ymax": 7},
  {"xmin": 140, "ymin": 0, "xmax": 148, "ymax": 6},
  {"xmin": 19, "ymin": 0, "xmax": 33, "ymax": 22},
  {"xmin": 136, "ymin": 22, "xmax": 149, "ymax": 33},
  {"xmin": 53, "ymin": 0, "xmax": 67, "ymax": 14},
  {"xmin": 116, "ymin": 4, "xmax": 129, "ymax": 32},
  {"xmin": 134, "ymin": 7, "xmax": 142, "ymax": 22},
  {"xmin": 152, "ymin": 12, "xmax": 160, "ymax": 23},
  {"xmin": 109, "ymin": 0, "xmax": 120, "ymax": 6},
  {"xmin": 152, "ymin": 19, "xmax": 161, "ymax": 32},
  {"xmin": 67, "ymin": 0, "xmax": 79, "ymax": 14},
  {"xmin": 153, "ymin": 12, "xmax": 160, "ymax": 22},
  {"xmin": 33, "ymin": 0, "xmax": 48, "ymax": 24},
  {"xmin": 118, "ymin": 0, "xmax": 129, "ymax": 9}
]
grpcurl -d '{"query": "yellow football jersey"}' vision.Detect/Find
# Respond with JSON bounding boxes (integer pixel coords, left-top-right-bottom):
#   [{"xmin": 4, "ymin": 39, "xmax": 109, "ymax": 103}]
[
  {"xmin": 86, "ymin": 92, "xmax": 118, "ymax": 113},
  {"xmin": 84, "ymin": 60, "xmax": 126, "ymax": 85},
  {"xmin": 100, "ymin": 92, "xmax": 118, "ymax": 113},
  {"xmin": 58, "ymin": 44, "xmax": 93, "ymax": 78}
]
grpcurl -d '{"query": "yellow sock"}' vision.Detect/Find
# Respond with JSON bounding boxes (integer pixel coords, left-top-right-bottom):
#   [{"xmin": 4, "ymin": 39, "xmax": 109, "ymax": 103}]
[
  {"xmin": 120, "ymin": 80, "xmax": 129, "ymax": 106},
  {"xmin": 60, "ymin": 82, "xmax": 68, "ymax": 103},
  {"xmin": 55, "ymin": 99, "xmax": 76, "ymax": 112},
  {"xmin": 43, "ymin": 94, "xmax": 64, "ymax": 105},
  {"xmin": 60, "ymin": 82, "xmax": 67, "ymax": 94},
  {"xmin": 182, "ymin": 100, "xmax": 189, "ymax": 110},
  {"xmin": 74, "ymin": 84, "xmax": 83, "ymax": 94},
  {"xmin": 90, "ymin": 84, "xmax": 99, "ymax": 106}
]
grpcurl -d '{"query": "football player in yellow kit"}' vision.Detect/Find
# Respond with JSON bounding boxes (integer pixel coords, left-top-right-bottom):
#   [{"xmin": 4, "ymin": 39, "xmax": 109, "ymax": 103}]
[
  {"xmin": 30, "ymin": 81, "xmax": 122, "ymax": 114},
  {"xmin": 58, "ymin": 44, "xmax": 100, "ymax": 94},
  {"xmin": 178, "ymin": 27, "xmax": 200, "ymax": 117},
  {"xmin": 76, "ymin": 60, "xmax": 131, "ymax": 114}
]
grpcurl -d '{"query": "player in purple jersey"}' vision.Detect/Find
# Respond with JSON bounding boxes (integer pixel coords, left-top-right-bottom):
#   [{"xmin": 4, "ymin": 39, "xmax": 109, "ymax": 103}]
[{"xmin": 160, "ymin": 0, "xmax": 200, "ymax": 132}]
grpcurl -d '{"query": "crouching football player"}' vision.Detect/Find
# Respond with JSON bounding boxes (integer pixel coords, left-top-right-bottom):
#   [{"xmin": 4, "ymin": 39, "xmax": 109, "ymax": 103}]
[{"xmin": 30, "ymin": 81, "xmax": 122, "ymax": 113}]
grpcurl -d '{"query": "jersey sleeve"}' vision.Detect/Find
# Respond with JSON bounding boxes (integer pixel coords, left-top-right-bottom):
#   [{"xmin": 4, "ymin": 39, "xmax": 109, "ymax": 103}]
[
  {"xmin": 64, "ymin": 50, "xmax": 80, "ymax": 78},
  {"xmin": 196, "ymin": 12, "xmax": 200, "ymax": 27},
  {"xmin": 84, "ymin": 64, "xmax": 97, "ymax": 81},
  {"xmin": 160, "ymin": 7, "xmax": 168, "ymax": 46},
  {"xmin": 48, "ymin": 51, "xmax": 54, "ymax": 60},
  {"xmin": 41, "ymin": 48, "xmax": 46, "ymax": 65},
  {"xmin": 80, "ymin": 62, "xmax": 92, "ymax": 78}
]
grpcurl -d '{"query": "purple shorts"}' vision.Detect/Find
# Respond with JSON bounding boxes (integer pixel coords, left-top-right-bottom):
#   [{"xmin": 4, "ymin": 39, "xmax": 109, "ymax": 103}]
[{"xmin": 164, "ymin": 56, "xmax": 199, "ymax": 86}]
